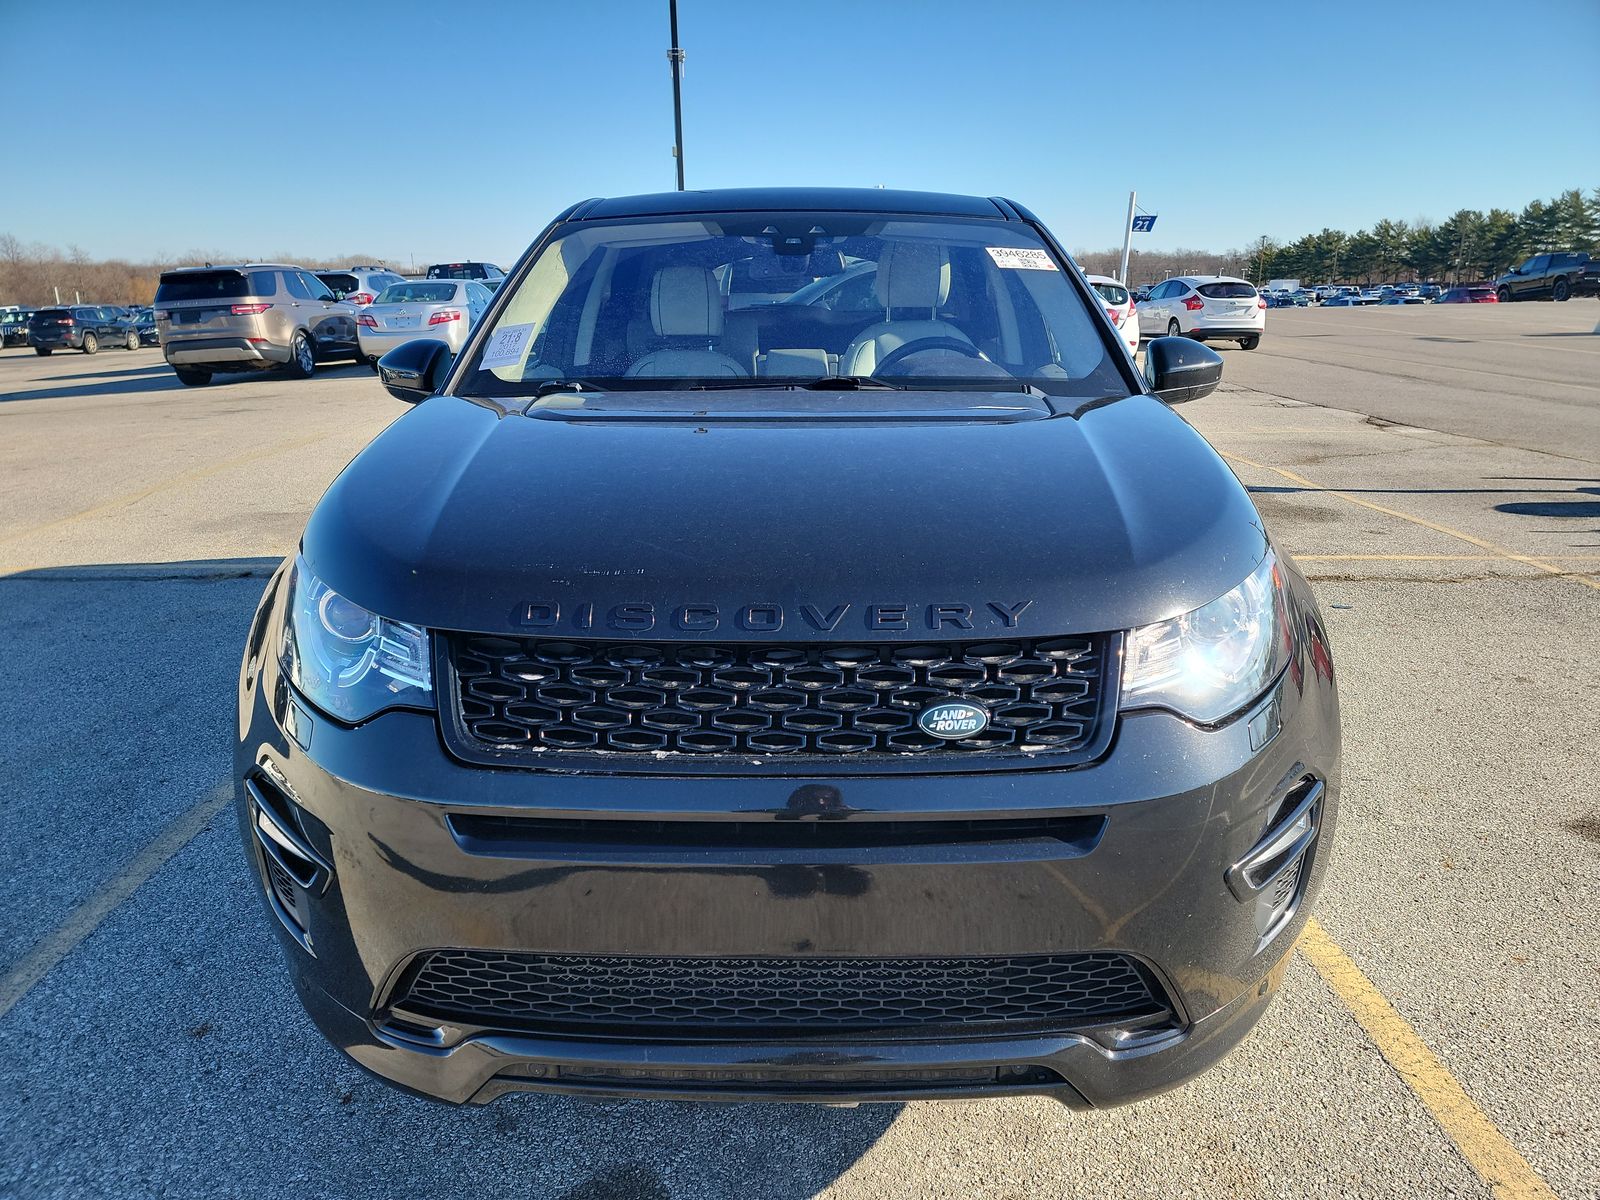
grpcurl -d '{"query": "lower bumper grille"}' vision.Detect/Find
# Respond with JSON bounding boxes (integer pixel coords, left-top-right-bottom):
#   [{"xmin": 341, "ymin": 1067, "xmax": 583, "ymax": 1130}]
[{"xmin": 393, "ymin": 951, "xmax": 1166, "ymax": 1037}]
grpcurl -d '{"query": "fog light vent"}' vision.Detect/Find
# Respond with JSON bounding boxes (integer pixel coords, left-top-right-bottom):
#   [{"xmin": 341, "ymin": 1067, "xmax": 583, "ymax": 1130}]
[
  {"xmin": 1227, "ymin": 776, "xmax": 1323, "ymax": 943},
  {"xmin": 245, "ymin": 773, "xmax": 331, "ymax": 955}
]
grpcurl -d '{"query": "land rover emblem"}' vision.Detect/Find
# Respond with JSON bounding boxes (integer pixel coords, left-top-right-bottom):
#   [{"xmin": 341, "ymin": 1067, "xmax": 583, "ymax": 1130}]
[{"xmin": 917, "ymin": 701, "xmax": 990, "ymax": 740}]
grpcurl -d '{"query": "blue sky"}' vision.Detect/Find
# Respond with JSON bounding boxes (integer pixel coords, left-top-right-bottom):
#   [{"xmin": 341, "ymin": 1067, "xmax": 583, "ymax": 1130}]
[{"xmin": 3, "ymin": 0, "xmax": 1596, "ymax": 266}]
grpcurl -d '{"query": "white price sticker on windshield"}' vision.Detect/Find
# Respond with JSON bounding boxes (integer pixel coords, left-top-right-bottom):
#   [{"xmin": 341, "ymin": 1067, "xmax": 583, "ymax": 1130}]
[
  {"xmin": 986, "ymin": 246, "xmax": 1057, "ymax": 270},
  {"xmin": 478, "ymin": 322, "xmax": 534, "ymax": 370}
]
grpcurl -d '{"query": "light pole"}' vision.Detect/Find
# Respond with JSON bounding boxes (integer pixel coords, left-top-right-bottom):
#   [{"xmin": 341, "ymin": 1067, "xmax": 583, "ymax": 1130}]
[
  {"xmin": 668, "ymin": 0, "xmax": 686, "ymax": 191},
  {"xmin": 1117, "ymin": 190, "xmax": 1136, "ymax": 284}
]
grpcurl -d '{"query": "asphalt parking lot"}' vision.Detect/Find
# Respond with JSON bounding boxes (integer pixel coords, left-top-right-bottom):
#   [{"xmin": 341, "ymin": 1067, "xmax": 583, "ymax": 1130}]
[{"xmin": 1, "ymin": 301, "xmax": 1596, "ymax": 1199}]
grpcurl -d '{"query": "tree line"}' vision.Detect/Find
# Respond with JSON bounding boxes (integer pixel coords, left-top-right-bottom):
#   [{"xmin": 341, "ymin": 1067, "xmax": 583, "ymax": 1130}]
[
  {"xmin": 0, "ymin": 236, "xmax": 398, "ymax": 306},
  {"xmin": 1076, "ymin": 187, "xmax": 1599, "ymax": 287}
]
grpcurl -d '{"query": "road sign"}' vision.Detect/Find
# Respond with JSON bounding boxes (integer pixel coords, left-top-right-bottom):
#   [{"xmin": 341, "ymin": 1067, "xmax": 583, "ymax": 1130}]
[{"xmin": 1131, "ymin": 215, "xmax": 1158, "ymax": 233}]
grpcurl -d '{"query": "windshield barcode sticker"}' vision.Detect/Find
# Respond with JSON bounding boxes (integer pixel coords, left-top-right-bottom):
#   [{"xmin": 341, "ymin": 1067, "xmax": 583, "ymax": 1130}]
[
  {"xmin": 986, "ymin": 246, "xmax": 1057, "ymax": 270},
  {"xmin": 478, "ymin": 323, "xmax": 534, "ymax": 370}
]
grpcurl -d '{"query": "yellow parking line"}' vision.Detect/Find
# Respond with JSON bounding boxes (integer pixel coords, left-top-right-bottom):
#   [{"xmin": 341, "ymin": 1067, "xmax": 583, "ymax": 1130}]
[
  {"xmin": 0, "ymin": 432, "xmax": 328, "ymax": 548},
  {"xmin": 0, "ymin": 784, "xmax": 232, "ymax": 1021},
  {"xmin": 1223, "ymin": 453, "xmax": 1600, "ymax": 593},
  {"xmin": 1300, "ymin": 919, "xmax": 1558, "ymax": 1200}
]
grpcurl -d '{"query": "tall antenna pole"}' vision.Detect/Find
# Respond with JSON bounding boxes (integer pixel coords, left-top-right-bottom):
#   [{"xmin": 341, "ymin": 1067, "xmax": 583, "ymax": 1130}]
[{"xmin": 668, "ymin": 0, "xmax": 686, "ymax": 190}]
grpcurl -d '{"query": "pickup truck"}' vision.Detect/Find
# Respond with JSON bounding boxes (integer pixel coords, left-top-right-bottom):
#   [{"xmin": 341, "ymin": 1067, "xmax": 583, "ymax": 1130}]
[{"xmin": 1494, "ymin": 251, "xmax": 1600, "ymax": 302}]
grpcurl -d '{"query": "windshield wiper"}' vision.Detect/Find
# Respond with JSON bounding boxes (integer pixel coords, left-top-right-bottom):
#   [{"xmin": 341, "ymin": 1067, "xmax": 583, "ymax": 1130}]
[
  {"xmin": 800, "ymin": 375, "xmax": 906, "ymax": 391},
  {"xmin": 529, "ymin": 379, "xmax": 598, "ymax": 397},
  {"xmin": 682, "ymin": 376, "xmax": 909, "ymax": 392}
]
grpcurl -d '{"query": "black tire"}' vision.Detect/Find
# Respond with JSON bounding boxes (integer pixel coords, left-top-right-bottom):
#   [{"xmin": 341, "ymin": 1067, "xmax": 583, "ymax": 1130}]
[
  {"xmin": 81, "ymin": 332, "xmax": 98, "ymax": 355},
  {"xmin": 34, "ymin": 346, "xmax": 51, "ymax": 357},
  {"xmin": 1552, "ymin": 278, "xmax": 1571, "ymax": 302},
  {"xmin": 173, "ymin": 367, "xmax": 212, "ymax": 387},
  {"xmin": 124, "ymin": 330, "xmax": 140, "ymax": 351},
  {"xmin": 1497, "ymin": 287, "xmax": 1512, "ymax": 303},
  {"xmin": 1239, "ymin": 335, "xmax": 1260, "ymax": 350},
  {"xmin": 286, "ymin": 331, "xmax": 315, "ymax": 379},
  {"xmin": 1167, "ymin": 319, "xmax": 1182, "ymax": 338}
]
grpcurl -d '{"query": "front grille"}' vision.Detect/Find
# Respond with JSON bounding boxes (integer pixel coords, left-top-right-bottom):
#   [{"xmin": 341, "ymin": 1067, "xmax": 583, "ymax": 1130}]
[
  {"xmin": 393, "ymin": 951, "xmax": 1165, "ymax": 1036},
  {"xmin": 444, "ymin": 634, "xmax": 1112, "ymax": 770}
]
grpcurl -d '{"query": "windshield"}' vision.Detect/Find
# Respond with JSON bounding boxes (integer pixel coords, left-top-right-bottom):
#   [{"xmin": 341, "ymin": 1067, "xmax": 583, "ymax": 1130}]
[
  {"xmin": 375, "ymin": 282, "xmax": 459, "ymax": 304},
  {"xmin": 428, "ymin": 263, "xmax": 487, "ymax": 279},
  {"xmin": 459, "ymin": 213, "xmax": 1122, "ymax": 397},
  {"xmin": 1091, "ymin": 281, "xmax": 1130, "ymax": 305}
]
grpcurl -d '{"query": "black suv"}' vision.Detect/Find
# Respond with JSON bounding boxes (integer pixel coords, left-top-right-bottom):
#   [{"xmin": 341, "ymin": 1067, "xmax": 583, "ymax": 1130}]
[
  {"xmin": 237, "ymin": 188, "xmax": 1340, "ymax": 1108},
  {"xmin": 1495, "ymin": 251, "xmax": 1600, "ymax": 302},
  {"xmin": 27, "ymin": 306, "xmax": 140, "ymax": 355},
  {"xmin": 1, "ymin": 308, "xmax": 35, "ymax": 347}
]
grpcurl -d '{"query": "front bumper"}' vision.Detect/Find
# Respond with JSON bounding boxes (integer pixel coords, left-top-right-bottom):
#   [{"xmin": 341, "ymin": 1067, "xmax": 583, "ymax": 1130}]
[{"xmin": 235, "ymin": 565, "xmax": 1340, "ymax": 1106}]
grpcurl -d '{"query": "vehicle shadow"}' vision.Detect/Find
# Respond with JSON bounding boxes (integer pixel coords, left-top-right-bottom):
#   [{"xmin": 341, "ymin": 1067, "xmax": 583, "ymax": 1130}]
[
  {"xmin": 1, "ymin": 557, "xmax": 904, "ymax": 1200},
  {"xmin": 0, "ymin": 370, "xmax": 188, "ymax": 403},
  {"xmin": 31, "ymin": 363, "xmax": 176, "ymax": 381},
  {"xmin": 0, "ymin": 359, "xmax": 372, "ymax": 403},
  {"xmin": 1520, "ymin": 331, "xmax": 1599, "ymax": 338}
]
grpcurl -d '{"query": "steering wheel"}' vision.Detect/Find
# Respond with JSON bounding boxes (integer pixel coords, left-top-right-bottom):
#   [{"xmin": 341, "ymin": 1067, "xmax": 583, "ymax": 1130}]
[{"xmin": 871, "ymin": 337, "xmax": 983, "ymax": 376}]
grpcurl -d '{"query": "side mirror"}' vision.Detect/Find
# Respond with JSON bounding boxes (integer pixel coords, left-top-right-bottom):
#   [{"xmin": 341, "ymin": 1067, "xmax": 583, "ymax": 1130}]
[
  {"xmin": 377, "ymin": 338, "xmax": 454, "ymax": 405},
  {"xmin": 1143, "ymin": 336, "xmax": 1223, "ymax": 405}
]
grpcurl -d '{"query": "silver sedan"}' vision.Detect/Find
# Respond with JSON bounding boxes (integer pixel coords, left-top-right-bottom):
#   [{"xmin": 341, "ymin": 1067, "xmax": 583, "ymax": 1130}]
[{"xmin": 356, "ymin": 280, "xmax": 494, "ymax": 363}]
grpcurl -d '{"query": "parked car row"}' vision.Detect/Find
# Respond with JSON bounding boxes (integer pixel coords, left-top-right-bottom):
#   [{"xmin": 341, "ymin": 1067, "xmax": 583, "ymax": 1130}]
[{"xmin": 149, "ymin": 260, "xmax": 503, "ymax": 385}]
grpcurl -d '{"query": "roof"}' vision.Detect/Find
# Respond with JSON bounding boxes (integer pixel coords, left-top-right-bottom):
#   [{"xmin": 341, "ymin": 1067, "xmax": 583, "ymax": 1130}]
[
  {"xmin": 159, "ymin": 262, "xmax": 304, "ymax": 273},
  {"xmin": 576, "ymin": 188, "xmax": 1011, "ymax": 221}
]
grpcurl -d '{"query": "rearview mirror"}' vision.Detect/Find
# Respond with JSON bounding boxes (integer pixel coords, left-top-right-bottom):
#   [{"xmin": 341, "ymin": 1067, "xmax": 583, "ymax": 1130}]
[
  {"xmin": 1143, "ymin": 336, "xmax": 1223, "ymax": 405},
  {"xmin": 377, "ymin": 338, "xmax": 454, "ymax": 404}
]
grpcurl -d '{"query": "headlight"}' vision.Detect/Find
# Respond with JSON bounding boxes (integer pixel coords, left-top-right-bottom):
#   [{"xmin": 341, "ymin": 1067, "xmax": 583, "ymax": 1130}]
[
  {"xmin": 279, "ymin": 556, "xmax": 432, "ymax": 723},
  {"xmin": 1120, "ymin": 551, "xmax": 1290, "ymax": 724}
]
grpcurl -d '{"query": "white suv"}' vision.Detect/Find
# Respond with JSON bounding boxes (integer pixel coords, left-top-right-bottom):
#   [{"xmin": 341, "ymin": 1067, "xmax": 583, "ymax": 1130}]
[{"xmin": 1137, "ymin": 275, "xmax": 1265, "ymax": 350}]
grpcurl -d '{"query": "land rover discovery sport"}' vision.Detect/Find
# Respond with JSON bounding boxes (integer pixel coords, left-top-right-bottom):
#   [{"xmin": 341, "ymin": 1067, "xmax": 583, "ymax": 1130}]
[{"xmin": 236, "ymin": 188, "xmax": 1340, "ymax": 1107}]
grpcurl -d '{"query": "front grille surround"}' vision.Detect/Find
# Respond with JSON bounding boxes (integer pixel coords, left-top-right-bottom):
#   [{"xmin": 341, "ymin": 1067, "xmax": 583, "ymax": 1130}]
[
  {"xmin": 439, "ymin": 632, "xmax": 1119, "ymax": 775},
  {"xmin": 389, "ymin": 950, "xmax": 1169, "ymax": 1040}
]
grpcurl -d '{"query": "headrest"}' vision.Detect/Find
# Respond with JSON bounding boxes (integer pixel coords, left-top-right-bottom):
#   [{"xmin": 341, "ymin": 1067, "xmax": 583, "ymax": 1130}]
[
  {"xmin": 650, "ymin": 265, "xmax": 723, "ymax": 337},
  {"xmin": 873, "ymin": 243, "xmax": 950, "ymax": 311}
]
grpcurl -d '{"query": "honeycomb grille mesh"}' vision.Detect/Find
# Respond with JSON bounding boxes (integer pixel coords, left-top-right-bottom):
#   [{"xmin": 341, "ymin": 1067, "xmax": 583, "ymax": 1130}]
[
  {"xmin": 447, "ymin": 634, "xmax": 1107, "ymax": 760},
  {"xmin": 397, "ymin": 951, "xmax": 1163, "ymax": 1034}
]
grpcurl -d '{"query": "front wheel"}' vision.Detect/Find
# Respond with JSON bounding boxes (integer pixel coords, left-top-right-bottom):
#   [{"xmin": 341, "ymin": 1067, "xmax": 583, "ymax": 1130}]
[
  {"xmin": 1552, "ymin": 278, "xmax": 1571, "ymax": 302},
  {"xmin": 1239, "ymin": 335, "xmax": 1260, "ymax": 350},
  {"xmin": 82, "ymin": 332, "xmax": 98, "ymax": 355},
  {"xmin": 125, "ymin": 330, "xmax": 140, "ymax": 350},
  {"xmin": 35, "ymin": 346, "xmax": 52, "ymax": 356},
  {"xmin": 172, "ymin": 367, "xmax": 212, "ymax": 387},
  {"xmin": 1167, "ymin": 318, "xmax": 1183, "ymax": 338},
  {"xmin": 286, "ymin": 331, "xmax": 315, "ymax": 379},
  {"xmin": 1497, "ymin": 287, "xmax": 1512, "ymax": 303}
]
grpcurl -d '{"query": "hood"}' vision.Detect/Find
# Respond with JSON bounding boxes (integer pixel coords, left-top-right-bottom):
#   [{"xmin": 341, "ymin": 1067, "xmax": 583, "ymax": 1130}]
[{"xmin": 301, "ymin": 391, "xmax": 1267, "ymax": 641}]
